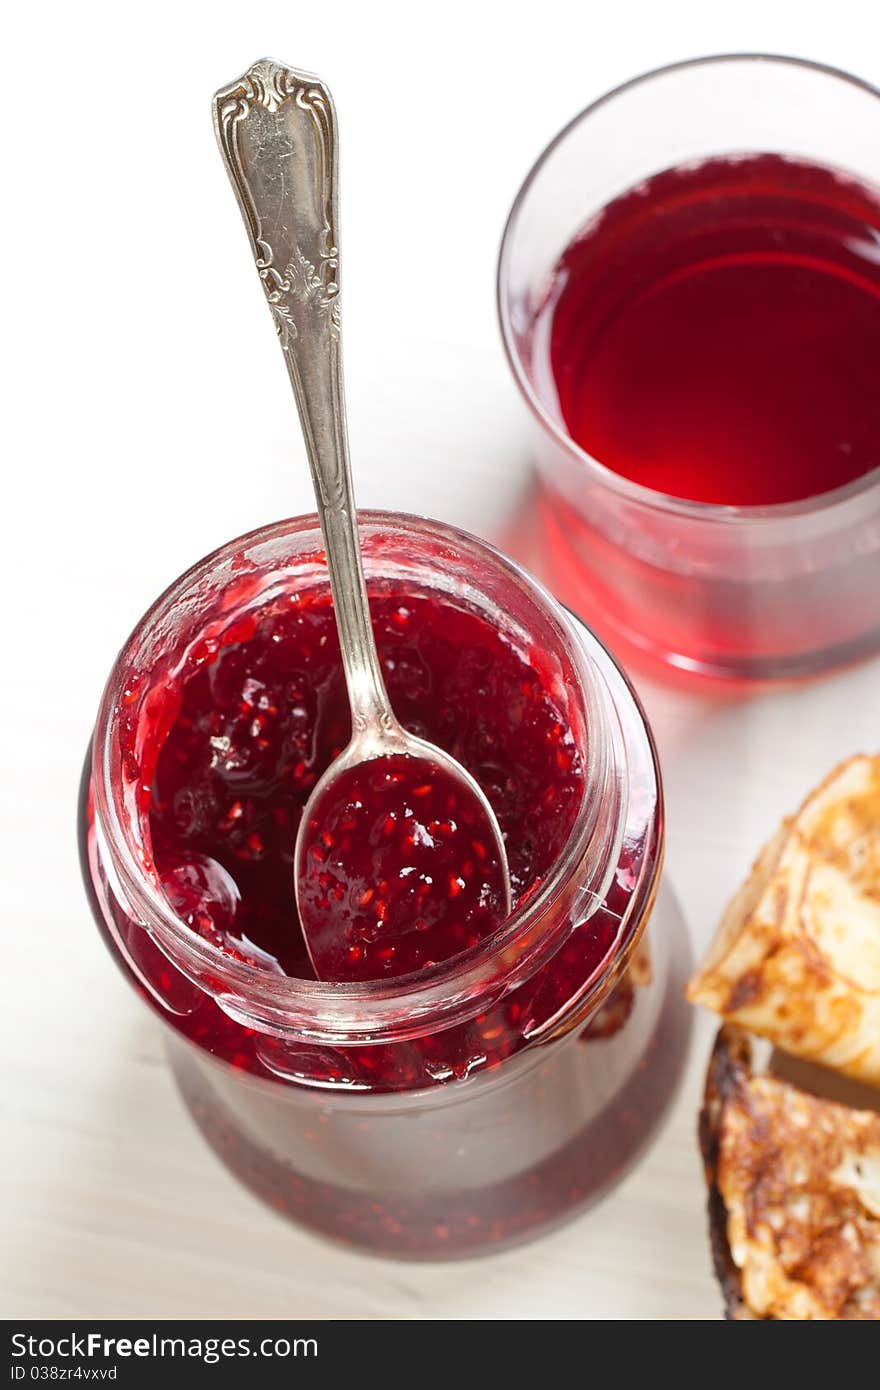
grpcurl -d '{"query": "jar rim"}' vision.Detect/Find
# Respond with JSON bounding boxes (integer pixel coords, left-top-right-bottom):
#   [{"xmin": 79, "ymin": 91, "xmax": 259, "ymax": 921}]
[
  {"xmin": 92, "ymin": 511, "xmax": 633, "ymax": 1044},
  {"xmin": 497, "ymin": 51, "xmax": 880, "ymax": 525}
]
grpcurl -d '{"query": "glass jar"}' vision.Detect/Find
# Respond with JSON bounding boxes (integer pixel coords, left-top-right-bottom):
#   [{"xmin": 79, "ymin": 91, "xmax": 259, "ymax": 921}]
[
  {"xmin": 498, "ymin": 54, "xmax": 880, "ymax": 681},
  {"xmin": 79, "ymin": 512, "xmax": 691, "ymax": 1258}
]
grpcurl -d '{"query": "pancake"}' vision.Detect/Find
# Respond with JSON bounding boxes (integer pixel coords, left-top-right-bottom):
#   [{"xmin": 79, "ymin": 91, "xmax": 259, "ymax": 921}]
[
  {"xmin": 700, "ymin": 1027, "xmax": 880, "ymax": 1319},
  {"xmin": 687, "ymin": 755, "xmax": 880, "ymax": 1086}
]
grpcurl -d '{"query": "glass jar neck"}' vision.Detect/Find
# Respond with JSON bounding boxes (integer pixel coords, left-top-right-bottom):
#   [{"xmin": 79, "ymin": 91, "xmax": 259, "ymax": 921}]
[{"xmin": 93, "ymin": 512, "xmax": 631, "ymax": 1045}]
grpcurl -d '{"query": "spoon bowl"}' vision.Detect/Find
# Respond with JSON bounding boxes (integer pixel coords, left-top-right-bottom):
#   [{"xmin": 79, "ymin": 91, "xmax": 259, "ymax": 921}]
[{"xmin": 294, "ymin": 734, "xmax": 511, "ymax": 982}]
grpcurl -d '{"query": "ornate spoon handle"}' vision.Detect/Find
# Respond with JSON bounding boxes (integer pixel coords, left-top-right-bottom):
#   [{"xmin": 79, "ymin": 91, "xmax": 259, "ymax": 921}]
[{"xmin": 212, "ymin": 59, "xmax": 394, "ymax": 739}]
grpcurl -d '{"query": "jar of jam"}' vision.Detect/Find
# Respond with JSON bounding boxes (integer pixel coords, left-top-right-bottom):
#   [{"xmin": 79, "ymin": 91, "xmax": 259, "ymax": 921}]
[{"xmin": 79, "ymin": 512, "xmax": 691, "ymax": 1257}]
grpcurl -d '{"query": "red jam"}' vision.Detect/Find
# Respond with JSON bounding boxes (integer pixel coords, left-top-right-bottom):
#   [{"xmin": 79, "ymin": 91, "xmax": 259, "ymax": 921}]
[
  {"xmin": 81, "ymin": 538, "xmax": 678, "ymax": 1256},
  {"xmin": 114, "ymin": 575, "xmax": 645, "ymax": 1084},
  {"xmin": 546, "ymin": 155, "xmax": 880, "ymax": 505},
  {"xmin": 147, "ymin": 587, "xmax": 582, "ymax": 986},
  {"xmin": 102, "ymin": 577, "xmax": 651, "ymax": 1097},
  {"xmin": 296, "ymin": 752, "xmax": 507, "ymax": 982}
]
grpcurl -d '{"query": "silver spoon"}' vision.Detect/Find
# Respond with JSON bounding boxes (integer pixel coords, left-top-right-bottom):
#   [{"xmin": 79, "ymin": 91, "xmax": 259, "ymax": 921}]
[{"xmin": 213, "ymin": 59, "xmax": 512, "ymax": 981}]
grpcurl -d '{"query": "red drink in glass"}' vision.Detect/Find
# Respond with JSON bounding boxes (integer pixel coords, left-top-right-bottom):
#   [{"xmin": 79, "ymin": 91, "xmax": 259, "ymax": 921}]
[
  {"xmin": 546, "ymin": 155, "xmax": 880, "ymax": 507},
  {"xmin": 500, "ymin": 56, "xmax": 880, "ymax": 680}
]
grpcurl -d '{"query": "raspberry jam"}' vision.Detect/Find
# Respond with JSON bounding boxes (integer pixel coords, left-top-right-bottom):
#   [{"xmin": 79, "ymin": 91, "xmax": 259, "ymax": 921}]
[
  {"xmin": 545, "ymin": 155, "xmax": 880, "ymax": 506},
  {"xmin": 81, "ymin": 515, "xmax": 689, "ymax": 1256},
  {"xmin": 147, "ymin": 590, "xmax": 580, "ymax": 984},
  {"xmin": 296, "ymin": 752, "xmax": 509, "ymax": 982}
]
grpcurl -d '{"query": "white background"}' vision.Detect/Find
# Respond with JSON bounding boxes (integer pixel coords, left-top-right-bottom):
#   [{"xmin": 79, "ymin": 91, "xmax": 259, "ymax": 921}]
[{"xmin": 3, "ymin": 0, "xmax": 880, "ymax": 1320}]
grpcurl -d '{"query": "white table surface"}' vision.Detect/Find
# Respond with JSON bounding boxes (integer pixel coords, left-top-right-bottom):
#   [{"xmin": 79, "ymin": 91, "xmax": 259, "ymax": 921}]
[{"xmin": 4, "ymin": 0, "xmax": 879, "ymax": 1322}]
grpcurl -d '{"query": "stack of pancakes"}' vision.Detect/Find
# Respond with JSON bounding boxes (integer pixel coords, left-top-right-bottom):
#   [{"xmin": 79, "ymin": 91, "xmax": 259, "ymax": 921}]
[{"xmin": 688, "ymin": 756, "xmax": 880, "ymax": 1320}]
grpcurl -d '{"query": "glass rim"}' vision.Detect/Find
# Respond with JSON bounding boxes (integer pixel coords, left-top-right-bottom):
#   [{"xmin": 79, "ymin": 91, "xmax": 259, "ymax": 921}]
[
  {"xmin": 497, "ymin": 50, "xmax": 880, "ymax": 524},
  {"xmin": 91, "ymin": 510, "xmax": 642, "ymax": 1045}
]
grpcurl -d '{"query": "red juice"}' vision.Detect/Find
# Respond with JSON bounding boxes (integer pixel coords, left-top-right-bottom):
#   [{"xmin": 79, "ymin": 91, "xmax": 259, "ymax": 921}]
[{"xmin": 544, "ymin": 155, "xmax": 880, "ymax": 506}]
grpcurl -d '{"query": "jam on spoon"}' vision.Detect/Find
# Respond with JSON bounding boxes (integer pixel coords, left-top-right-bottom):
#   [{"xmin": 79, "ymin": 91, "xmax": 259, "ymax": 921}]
[
  {"xmin": 213, "ymin": 61, "xmax": 512, "ymax": 980},
  {"xmin": 297, "ymin": 752, "xmax": 508, "ymax": 980}
]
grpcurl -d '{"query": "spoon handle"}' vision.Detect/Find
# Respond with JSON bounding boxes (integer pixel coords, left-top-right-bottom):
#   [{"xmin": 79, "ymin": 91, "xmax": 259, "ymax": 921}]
[{"xmin": 213, "ymin": 59, "xmax": 395, "ymax": 739}]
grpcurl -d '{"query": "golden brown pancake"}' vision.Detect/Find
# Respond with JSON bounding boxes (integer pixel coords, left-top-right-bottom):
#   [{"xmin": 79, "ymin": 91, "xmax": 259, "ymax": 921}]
[
  {"xmin": 700, "ymin": 1028, "xmax": 880, "ymax": 1320},
  {"xmin": 687, "ymin": 755, "xmax": 880, "ymax": 1086}
]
